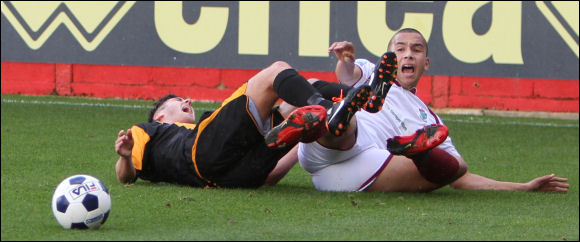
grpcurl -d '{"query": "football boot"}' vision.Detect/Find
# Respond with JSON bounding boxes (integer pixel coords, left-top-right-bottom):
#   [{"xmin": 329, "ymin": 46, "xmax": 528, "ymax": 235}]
[
  {"xmin": 326, "ymin": 85, "xmax": 371, "ymax": 136},
  {"xmin": 387, "ymin": 124, "xmax": 449, "ymax": 156},
  {"xmin": 365, "ymin": 51, "xmax": 397, "ymax": 113},
  {"xmin": 265, "ymin": 105, "xmax": 327, "ymax": 149}
]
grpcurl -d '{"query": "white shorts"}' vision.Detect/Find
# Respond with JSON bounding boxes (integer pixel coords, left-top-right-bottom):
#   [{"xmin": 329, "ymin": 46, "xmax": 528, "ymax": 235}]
[{"xmin": 300, "ymin": 147, "xmax": 392, "ymax": 192}]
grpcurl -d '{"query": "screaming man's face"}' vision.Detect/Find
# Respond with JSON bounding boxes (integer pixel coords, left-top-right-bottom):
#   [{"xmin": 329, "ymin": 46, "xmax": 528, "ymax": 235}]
[
  {"xmin": 153, "ymin": 97, "xmax": 196, "ymax": 124},
  {"xmin": 389, "ymin": 32, "xmax": 430, "ymax": 90}
]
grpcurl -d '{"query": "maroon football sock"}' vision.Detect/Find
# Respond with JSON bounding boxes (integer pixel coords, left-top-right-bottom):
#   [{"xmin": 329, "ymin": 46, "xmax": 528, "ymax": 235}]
[{"xmin": 410, "ymin": 147, "xmax": 460, "ymax": 184}]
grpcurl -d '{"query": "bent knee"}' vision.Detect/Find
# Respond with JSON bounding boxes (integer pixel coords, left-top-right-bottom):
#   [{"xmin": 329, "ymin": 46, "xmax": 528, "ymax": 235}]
[
  {"xmin": 457, "ymin": 157, "xmax": 468, "ymax": 175},
  {"xmin": 307, "ymin": 78, "xmax": 321, "ymax": 84},
  {"xmin": 450, "ymin": 156, "xmax": 468, "ymax": 182},
  {"xmin": 268, "ymin": 61, "xmax": 292, "ymax": 71}
]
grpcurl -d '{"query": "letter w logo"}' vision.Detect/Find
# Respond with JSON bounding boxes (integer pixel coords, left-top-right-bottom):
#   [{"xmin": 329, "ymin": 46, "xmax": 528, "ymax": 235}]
[{"xmin": 1, "ymin": 1, "xmax": 135, "ymax": 51}]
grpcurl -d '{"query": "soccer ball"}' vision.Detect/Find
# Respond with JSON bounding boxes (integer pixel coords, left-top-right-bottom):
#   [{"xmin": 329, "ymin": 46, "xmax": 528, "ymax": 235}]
[{"xmin": 51, "ymin": 174, "xmax": 111, "ymax": 229}]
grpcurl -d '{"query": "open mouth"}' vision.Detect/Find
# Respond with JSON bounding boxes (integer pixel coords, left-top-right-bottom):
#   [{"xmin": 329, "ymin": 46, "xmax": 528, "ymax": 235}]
[
  {"xmin": 402, "ymin": 64, "xmax": 415, "ymax": 74},
  {"xmin": 182, "ymin": 105, "xmax": 191, "ymax": 113}
]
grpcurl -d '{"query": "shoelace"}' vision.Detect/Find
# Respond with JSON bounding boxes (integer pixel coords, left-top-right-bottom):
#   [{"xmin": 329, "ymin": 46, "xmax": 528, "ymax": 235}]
[{"xmin": 331, "ymin": 89, "xmax": 344, "ymax": 104}]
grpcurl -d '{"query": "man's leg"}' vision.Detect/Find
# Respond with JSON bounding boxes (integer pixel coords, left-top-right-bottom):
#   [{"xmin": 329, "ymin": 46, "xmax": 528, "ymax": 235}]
[
  {"xmin": 245, "ymin": 62, "xmax": 332, "ymax": 148},
  {"xmin": 387, "ymin": 125, "xmax": 467, "ymax": 185},
  {"xmin": 245, "ymin": 61, "xmax": 329, "ymax": 123},
  {"xmin": 265, "ymin": 84, "xmax": 371, "ymax": 148},
  {"xmin": 265, "ymin": 105, "xmax": 328, "ymax": 148},
  {"xmin": 367, "ymin": 149, "xmax": 467, "ymax": 192},
  {"xmin": 325, "ymin": 85, "xmax": 371, "ymax": 136},
  {"xmin": 259, "ymin": 63, "xmax": 371, "ymax": 148},
  {"xmin": 366, "ymin": 156, "xmax": 443, "ymax": 192},
  {"xmin": 270, "ymin": 69, "xmax": 371, "ymax": 137},
  {"xmin": 408, "ymin": 147, "xmax": 467, "ymax": 184},
  {"xmin": 273, "ymin": 80, "xmax": 361, "ymax": 150}
]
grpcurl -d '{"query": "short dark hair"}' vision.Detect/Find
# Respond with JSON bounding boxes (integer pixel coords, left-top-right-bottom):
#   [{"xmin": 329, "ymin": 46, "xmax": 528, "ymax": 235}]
[
  {"xmin": 387, "ymin": 28, "xmax": 429, "ymax": 56},
  {"xmin": 148, "ymin": 94, "xmax": 178, "ymax": 122}
]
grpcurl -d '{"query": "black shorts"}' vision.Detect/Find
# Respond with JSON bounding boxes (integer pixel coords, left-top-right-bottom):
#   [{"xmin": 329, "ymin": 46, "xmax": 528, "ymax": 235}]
[{"xmin": 193, "ymin": 84, "xmax": 291, "ymax": 188}]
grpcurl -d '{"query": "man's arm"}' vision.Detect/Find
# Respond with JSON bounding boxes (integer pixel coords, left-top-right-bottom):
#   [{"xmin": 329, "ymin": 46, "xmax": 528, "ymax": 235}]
[
  {"xmin": 329, "ymin": 41, "xmax": 362, "ymax": 86},
  {"xmin": 263, "ymin": 141, "xmax": 299, "ymax": 186},
  {"xmin": 450, "ymin": 171, "xmax": 569, "ymax": 192},
  {"xmin": 116, "ymin": 156, "xmax": 136, "ymax": 184},
  {"xmin": 115, "ymin": 129, "xmax": 137, "ymax": 184}
]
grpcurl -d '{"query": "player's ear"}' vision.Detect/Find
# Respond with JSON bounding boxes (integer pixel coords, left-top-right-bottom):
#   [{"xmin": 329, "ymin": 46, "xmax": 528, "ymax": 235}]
[
  {"xmin": 153, "ymin": 113, "xmax": 164, "ymax": 122},
  {"xmin": 424, "ymin": 57, "xmax": 430, "ymax": 71}
]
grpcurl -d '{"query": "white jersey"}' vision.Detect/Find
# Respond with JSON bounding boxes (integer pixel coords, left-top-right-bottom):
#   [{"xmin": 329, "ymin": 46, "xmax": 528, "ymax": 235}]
[{"xmin": 298, "ymin": 58, "xmax": 460, "ymax": 191}]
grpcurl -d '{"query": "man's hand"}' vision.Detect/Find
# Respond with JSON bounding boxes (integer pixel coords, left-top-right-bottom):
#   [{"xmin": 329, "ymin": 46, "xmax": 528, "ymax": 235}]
[
  {"xmin": 329, "ymin": 41, "xmax": 362, "ymax": 86},
  {"xmin": 115, "ymin": 129, "xmax": 134, "ymax": 159},
  {"xmin": 525, "ymin": 174, "xmax": 569, "ymax": 192},
  {"xmin": 115, "ymin": 128, "xmax": 137, "ymax": 184},
  {"xmin": 329, "ymin": 41, "xmax": 356, "ymax": 63}
]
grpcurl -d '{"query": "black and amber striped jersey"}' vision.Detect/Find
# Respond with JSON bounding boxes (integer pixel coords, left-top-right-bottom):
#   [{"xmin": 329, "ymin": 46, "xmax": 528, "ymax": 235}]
[
  {"xmin": 130, "ymin": 121, "xmax": 209, "ymax": 187},
  {"xmin": 128, "ymin": 83, "xmax": 292, "ymax": 188}
]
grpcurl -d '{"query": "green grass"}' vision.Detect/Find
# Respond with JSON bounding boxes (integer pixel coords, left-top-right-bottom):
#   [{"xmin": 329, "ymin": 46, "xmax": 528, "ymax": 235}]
[{"xmin": 1, "ymin": 94, "xmax": 578, "ymax": 241}]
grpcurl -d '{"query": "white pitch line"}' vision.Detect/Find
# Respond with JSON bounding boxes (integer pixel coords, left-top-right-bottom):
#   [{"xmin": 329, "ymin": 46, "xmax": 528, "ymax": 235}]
[
  {"xmin": 1, "ymin": 98, "xmax": 217, "ymax": 112},
  {"xmin": 443, "ymin": 118, "xmax": 579, "ymax": 128},
  {"xmin": 2, "ymin": 98, "xmax": 150, "ymax": 109},
  {"xmin": 2, "ymin": 98, "xmax": 578, "ymax": 128}
]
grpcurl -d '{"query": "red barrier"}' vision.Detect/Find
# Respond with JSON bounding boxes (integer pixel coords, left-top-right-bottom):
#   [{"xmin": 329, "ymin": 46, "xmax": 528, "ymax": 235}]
[{"xmin": 2, "ymin": 61, "xmax": 578, "ymax": 113}]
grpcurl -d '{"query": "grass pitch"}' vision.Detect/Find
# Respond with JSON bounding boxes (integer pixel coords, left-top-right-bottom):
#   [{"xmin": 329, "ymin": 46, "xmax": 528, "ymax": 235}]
[{"xmin": 1, "ymin": 94, "xmax": 578, "ymax": 240}]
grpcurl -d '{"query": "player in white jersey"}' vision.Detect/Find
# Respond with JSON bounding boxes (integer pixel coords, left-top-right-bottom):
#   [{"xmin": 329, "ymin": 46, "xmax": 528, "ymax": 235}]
[
  {"xmin": 296, "ymin": 28, "xmax": 569, "ymax": 193},
  {"xmin": 298, "ymin": 51, "xmax": 463, "ymax": 192}
]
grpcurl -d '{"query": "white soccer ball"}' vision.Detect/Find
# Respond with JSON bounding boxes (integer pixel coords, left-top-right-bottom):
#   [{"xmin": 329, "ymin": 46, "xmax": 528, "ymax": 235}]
[{"xmin": 51, "ymin": 174, "xmax": 111, "ymax": 229}]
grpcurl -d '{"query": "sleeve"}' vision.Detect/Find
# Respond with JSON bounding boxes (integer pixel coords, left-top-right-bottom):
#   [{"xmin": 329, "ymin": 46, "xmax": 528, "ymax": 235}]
[
  {"xmin": 352, "ymin": 58, "xmax": 376, "ymax": 88},
  {"xmin": 130, "ymin": 125, "xmax": 151, "ymax": 171}
]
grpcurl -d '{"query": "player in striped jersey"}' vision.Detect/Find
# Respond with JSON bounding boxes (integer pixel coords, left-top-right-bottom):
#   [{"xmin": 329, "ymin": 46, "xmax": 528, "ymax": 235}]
[{"xmin": 114, "ymin": 60, "xmax": 370, "ymax": 188}]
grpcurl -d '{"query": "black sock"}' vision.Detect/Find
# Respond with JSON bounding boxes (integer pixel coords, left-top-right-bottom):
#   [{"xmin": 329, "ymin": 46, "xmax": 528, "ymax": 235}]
[
  {"xmin": 312, "ymin": 80, "xmax": 353, "ymax": 100},
  {"xmin": 273, "ymin": 69, "xmax": 333, "ymax": 109},
  {"xmin": 306, "ymin": 93, "xmax": 333, "ymax": 110}
]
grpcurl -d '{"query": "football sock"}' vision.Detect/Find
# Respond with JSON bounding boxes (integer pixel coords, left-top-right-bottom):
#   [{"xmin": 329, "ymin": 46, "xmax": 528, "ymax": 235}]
[
  {"xmin": 410, "ymin": 147, "xmax": 460, "ymax": 184},
  {"xmin": 311, "ymin": 80, "xmax": 353, "ymax": 100},
  {"xmin": 273, "ymin": 69, "xmax": 333, "ymax": 109}
]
